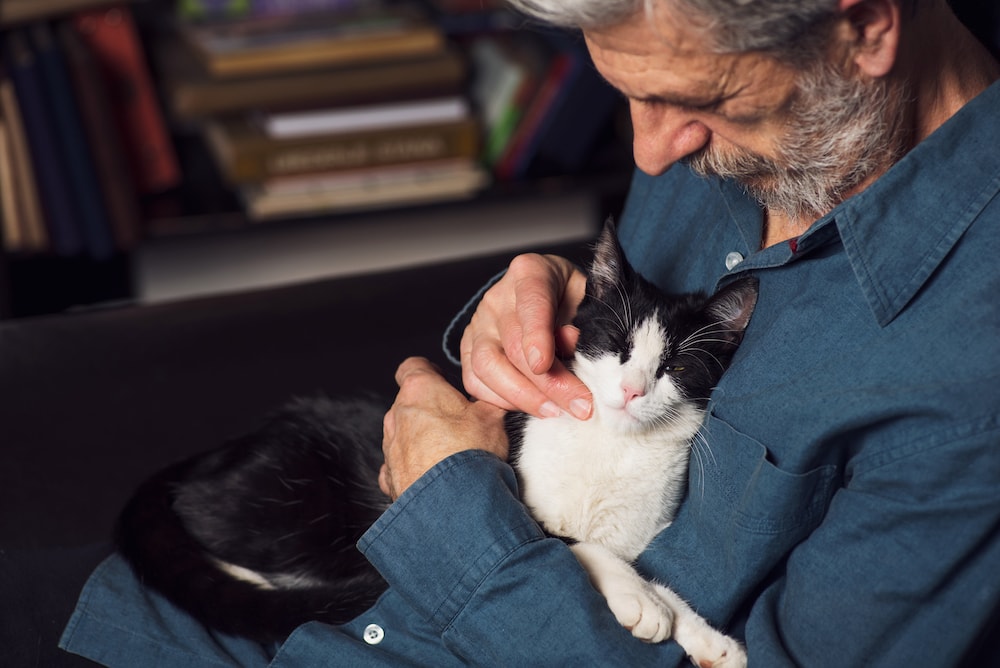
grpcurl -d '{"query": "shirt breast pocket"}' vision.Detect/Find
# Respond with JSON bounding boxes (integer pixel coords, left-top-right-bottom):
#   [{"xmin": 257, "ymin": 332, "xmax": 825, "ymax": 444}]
[
  {"xmin": 684, "ymin": 413, "xmax": 839, "ymax": 561},
  {"xmin": 638, "ymin": 412, "xmax": 842, "ymax": 618}
]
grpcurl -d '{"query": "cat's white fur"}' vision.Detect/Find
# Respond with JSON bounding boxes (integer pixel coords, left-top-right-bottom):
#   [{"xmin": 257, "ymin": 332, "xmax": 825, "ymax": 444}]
[{"xmin": 514, "ymin": 315, "xmax": 747, "ymax": 668}]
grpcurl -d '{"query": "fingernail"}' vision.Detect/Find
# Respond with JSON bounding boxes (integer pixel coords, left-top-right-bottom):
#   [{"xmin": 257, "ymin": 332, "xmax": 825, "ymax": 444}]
[
  {"xmin": 570, "ymin": 398, "xmax": 592, "ymax": 420},
  {"xmin": 539, "ymin": 401, "xmax": 562, "ymax": 418},
  {"xmin": 527, "ymin": 346, "xmax": 543, "ymax": 372}
]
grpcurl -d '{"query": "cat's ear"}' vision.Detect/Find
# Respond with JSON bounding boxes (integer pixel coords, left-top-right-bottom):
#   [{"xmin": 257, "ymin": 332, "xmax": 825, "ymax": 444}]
[
  {"xmin": 588, "ymin": 219, "xmax": 627, "ymax": 301},
  {"xmin": 705, "ymin": 277, "xmax": 759, "ymax": 344}
]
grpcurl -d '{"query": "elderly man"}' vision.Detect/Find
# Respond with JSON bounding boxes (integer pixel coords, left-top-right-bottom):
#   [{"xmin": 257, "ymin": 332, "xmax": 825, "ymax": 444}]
[{"xmin": 62, "ymin": 0, "xmax": 999, "ymax": 665}]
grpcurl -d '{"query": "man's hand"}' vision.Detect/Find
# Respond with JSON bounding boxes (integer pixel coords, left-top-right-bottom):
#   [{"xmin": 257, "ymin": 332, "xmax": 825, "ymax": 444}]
[
  {"xmin": 379, "ymin": 357, "xmax": 509, "ymax": 500},
  {"xmin": 459, "ymin": 253, "xmax": 593, "ymax": 420}
]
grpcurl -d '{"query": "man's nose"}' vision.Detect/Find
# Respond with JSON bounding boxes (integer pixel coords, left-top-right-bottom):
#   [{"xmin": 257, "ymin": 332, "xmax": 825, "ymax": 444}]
[{"xmin": 629, "ymin": 101, "xmax": 711, "ymax": 175}]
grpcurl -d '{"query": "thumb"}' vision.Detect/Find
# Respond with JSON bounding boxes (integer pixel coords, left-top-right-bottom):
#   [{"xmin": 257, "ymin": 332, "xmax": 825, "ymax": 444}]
[{"xmin": 555, "ymin": 324, "xmax": 580, "ymax": 358}]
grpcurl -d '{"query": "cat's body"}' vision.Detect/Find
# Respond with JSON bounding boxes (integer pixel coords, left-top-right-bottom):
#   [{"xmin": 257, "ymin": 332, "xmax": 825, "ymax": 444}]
[
  {"xmin": 117, "ymin": 223, "xmax": 755, "ymax": 666},
  {"xmin": 116, "ymin": 396, "xmax": 392, "ymax": 640}
]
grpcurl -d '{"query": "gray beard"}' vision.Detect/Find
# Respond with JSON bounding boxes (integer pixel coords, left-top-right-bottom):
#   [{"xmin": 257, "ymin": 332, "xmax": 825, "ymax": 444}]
[{"xmin": 686, "ymin": 64, "xmax": 907, "ymax": 221}]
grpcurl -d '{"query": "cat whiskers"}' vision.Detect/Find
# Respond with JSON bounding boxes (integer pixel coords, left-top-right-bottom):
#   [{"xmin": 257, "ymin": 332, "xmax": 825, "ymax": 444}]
[
  {"xmin": 679, "ymin": 319, "xmax": 742, "ymax": 347},
  {"xmin": 676, "ymin": 323, "xmax": 739, "ymax": 373},
  {"xmin": 687, "ymin": 429, "xmax": 715, "ymax": 501},
  {"xmin": 589, "ymin": 289, "xmax": 633, "ymax": 337},
  {"xmin": 259, "ymin": 497, "xmax": 306, "ymax": 508}
]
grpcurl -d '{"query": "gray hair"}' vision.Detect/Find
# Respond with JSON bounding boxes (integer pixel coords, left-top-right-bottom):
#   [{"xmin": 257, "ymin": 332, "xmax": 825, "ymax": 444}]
[{"xmin": 507, "ymin": 0, "xmax": 843, "ymax": 60}]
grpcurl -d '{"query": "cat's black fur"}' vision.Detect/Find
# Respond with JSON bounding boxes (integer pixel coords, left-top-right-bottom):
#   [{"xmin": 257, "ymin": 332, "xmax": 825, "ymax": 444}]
[
  {"xmin": 116, "ymin": 223, "xmax": 757, "ymax": 643},
  {"xmin": 116, "ymin": 396, "xmax": 391, "ymax": 641}
]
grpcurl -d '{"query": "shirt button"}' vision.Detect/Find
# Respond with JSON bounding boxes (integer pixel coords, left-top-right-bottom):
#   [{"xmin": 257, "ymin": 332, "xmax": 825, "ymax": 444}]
[
  {"xmin": 363, "ymin": 623, "xmax": 385, "ymax": 645},
  {"xmin": 725, "ymin": 251, "xmax": 744, "ymax": 271}
]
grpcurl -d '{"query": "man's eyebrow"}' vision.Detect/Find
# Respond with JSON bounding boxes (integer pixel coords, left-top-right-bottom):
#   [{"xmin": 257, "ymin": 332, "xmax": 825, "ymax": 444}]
[{"xmin": 633, "ymin": 91, "xmax": 727, "ymax": 109}]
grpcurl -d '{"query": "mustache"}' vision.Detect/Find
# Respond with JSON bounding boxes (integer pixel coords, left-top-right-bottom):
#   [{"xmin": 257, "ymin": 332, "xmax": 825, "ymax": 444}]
[{"xmin": 684, "ymin": 144, "xmax": 779, "ymax": 182}]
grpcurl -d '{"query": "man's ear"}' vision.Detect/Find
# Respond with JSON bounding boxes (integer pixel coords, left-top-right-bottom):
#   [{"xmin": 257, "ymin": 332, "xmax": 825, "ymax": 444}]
[{"xmin": 838, "ymin": 0, "xmax": 902, "ymax": 78}]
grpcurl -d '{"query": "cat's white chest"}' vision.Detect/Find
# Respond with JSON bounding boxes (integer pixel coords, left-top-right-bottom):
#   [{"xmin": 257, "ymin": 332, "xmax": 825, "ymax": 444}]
[{"xmin": 515, "ymin": 413, "xmax": 695, "ymax": 561}]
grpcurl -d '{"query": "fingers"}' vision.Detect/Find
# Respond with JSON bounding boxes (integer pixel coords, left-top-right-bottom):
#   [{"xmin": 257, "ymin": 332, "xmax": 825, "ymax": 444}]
[
  {"xmin": 555, "ymin": 324, "xmax": 581, "ymax": 359},
  {"xmin": 509, "ymin": 257, "xmax": 562, "ymax": 375},
  {"xmin": 378, "ymin": 463, "xmax": 394, "ymax": 499},
  {"xmin": 508, "ymin": 253, "xmax": 585, "ymax": 373},
  {"xmin": 461, "ymin": 340, "xmax": 589, "ymax": 419},
  {"xmin": 459, "ymin": 253, "xmax": 592, "ymax": 419}
]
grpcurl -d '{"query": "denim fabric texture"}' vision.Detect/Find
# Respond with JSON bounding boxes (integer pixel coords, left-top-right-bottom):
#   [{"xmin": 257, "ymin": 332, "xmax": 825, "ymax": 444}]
[{"xmin": 61, "ymin": 80, "xmax": 1000, "ymax": 666}]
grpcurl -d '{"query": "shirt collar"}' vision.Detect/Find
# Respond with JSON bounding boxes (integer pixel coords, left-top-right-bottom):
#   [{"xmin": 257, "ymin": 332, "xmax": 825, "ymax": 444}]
[
  {"xmin": 720, "ymin": 79, "xmax": 1000, "ymax": 327},
  {"xmin": 833, "ymin": 79, "xmax": 1000, "ymax": 326}
]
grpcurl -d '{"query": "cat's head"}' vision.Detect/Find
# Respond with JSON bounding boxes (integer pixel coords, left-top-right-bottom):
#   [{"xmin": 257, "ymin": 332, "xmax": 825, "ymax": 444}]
[{"xmin": 571, "ymin": 221, "xmax": 758, "ymax": 433}]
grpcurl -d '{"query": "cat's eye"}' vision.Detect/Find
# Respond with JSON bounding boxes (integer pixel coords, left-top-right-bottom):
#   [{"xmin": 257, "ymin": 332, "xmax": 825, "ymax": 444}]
[{"xmin": 662, "ymin": 365, "xmax": 685, "ymax": 374}]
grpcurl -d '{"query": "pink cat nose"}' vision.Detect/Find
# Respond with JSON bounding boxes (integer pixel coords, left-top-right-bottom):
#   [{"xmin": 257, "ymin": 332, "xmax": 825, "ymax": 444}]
[{"xmin": 622, "ymin": 384, "xmax": 646, "ymax": 405}]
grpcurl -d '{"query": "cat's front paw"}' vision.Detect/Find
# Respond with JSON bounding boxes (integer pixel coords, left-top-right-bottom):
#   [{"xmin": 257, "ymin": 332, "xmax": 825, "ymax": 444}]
[
  {"xmin": 570, "ymin": 542, "xmax": 675, "ymax": 643},
  {"xmin": 648, "ymin": 582, "xmax": 746, "ymax": 668},
  {"xmin": 685, "ymin": 636, "xmax": 746, "ymax": 668},
  {"xmin": 675, "ymin": 619, "xmax": 746, "ymax": 668},
  {"xmin": 604, "ymin": 581, "xmax": 675, "ymax": 643}
]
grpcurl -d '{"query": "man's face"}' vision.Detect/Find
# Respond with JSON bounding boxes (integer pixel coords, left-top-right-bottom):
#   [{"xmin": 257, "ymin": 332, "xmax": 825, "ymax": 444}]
[{"xmin": 584, "ymin": 8, "xmax": 904, "ymax": 220}]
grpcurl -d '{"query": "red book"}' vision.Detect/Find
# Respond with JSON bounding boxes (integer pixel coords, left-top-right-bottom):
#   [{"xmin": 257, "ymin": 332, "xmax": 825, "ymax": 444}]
[
  {"xmin": 73, "ymin": 5, "xmax": 181, "ymax": 194},
  {"xmin": 493, "ymin": 51, "xmax": 576, "ymax": 181}
]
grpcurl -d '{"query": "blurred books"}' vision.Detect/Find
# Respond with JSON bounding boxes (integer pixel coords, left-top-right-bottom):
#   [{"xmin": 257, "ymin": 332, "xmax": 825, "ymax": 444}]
[
  {"xmin": 0, "ymin": 0, "xmax": 624, "ymax": 246},
  {"xmin": 468, "ymin": 30, "xmax": 621, "ymax": 182},
  {"xmin": 163, "ymin": 0, "xmax": 489, "ymax": 221},
  {"xmin": 0, "ymin": 4, "xmax": 173, "ymax": 258},
  {"xmin": 177, "ymin": 0, "xmax": 364, "ymax": 21},
  {"xmin": 178, "ymin": 4, "xmax": 447, "ymax": 77},
  {"xmin": 0, "ymin": 0, "xmax": 116, "ymax": 25}
]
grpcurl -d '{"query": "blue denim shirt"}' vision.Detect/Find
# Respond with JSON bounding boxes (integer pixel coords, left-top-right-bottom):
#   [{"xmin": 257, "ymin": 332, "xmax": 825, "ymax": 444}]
[{"xmin": 62, "ymin": 82, "xmax": 1000, "ymax": 666}]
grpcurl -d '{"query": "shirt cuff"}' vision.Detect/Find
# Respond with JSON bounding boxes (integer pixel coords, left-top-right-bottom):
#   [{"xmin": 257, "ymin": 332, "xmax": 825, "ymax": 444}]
[
  {"xmin": 357, "ymin": 450, "xmax": 545, "ymax": 632},
  {"xmin": 440, "ymin": 269, "xmax": 506, "ymax": 366}
]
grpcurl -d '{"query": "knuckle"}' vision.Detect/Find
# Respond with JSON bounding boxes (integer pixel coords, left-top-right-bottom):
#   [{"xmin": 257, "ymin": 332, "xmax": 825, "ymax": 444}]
[
  {"xmin": 468, "ymin": 341, "xmax": 504, "ymax": 379},
  {"xmin": 507, "ymin": 252, "xmax": 544, "ymax": 276}
]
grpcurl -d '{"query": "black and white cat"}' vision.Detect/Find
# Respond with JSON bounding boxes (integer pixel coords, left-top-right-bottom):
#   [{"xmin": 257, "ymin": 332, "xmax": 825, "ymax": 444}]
[
  {"xmin": 507, "ymin": 222, "xmax": 756, "ymax": 667},
  {"xmin": 117, "ymin": 222, "xmax": 756, "ymax": 667}
]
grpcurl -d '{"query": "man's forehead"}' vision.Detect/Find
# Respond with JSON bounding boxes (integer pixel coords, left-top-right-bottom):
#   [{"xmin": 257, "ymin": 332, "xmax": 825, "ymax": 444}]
[{"xmin": 583, "ymin": 21, "xmax": 738, "ymax": 101}]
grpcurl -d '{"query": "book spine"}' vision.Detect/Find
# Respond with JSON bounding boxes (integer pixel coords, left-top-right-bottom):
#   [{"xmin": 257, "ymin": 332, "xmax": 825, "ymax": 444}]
[
  {"xmin": 57, "ymin": 20, "xmax": 141, "ymax": 252},
  {"xmin": 494, "ymin": 52, "xmax": 575, "ymax": 181},
  {"xmin": 197, "ymin": 27, "xmax": 445, "ymax": 79},
  {"xmin": 530, "ymin": 47, "xmax": 621, "ymax": 175},
  {"xmin": 0, "ymin": 77, "xmax": 47, "ymax": 252},
  {"xmin": 162, "ymin": 40, "xmax": 465, "ymax": 119},
  {"xmin": 0, "ymin": 119, "xmax": 24, "ymax": 252},
  {"xmin": 73, "ymin": 5, "xmax": 181, "ymax": 194},
  {"xmin": 177, "ymin": 0, "xmax": 363, "ymax": 21},
  {"xmin": 30, "ymin": 21, "xmax": 115, "ymax": 260},
  {"xmin": 2, "ymin": 28, "xmax": 84, "ymax": 256},
  {"xmin": 243, "ymin": 164, "xmax": 488, "ymax": 220},
  {"xmin": 213, "ymin": 118, "xmax": 481, "ymax": 183}
]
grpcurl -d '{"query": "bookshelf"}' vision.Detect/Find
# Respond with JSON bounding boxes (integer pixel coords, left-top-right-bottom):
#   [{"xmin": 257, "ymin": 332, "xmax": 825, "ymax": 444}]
[
  {"xmin": 0, "ymin": 0, "xmax": 634, "ymax": 318},
  {"xmin": 2, "ymin": 1, "xmax": 1000, "ymax": 318}
]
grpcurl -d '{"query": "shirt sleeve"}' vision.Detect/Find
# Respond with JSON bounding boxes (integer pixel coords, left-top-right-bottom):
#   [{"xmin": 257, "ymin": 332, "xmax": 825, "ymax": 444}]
[{"xmin": 357, "ymin": 450, "xmax": 688, "ymax": 665}]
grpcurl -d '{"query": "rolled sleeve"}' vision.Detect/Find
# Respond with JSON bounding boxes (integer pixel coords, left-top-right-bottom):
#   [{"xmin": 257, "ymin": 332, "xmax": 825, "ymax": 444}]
[{"xmin": 358, "ymin": 450, "xmax": 545, "ymax": 631}]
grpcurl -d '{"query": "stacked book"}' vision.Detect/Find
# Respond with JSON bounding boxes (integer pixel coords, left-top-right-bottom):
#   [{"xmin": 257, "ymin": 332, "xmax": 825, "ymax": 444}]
[{"xmin": 165, "ymin": 0, "xmax": 488, "ymax": 221}]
